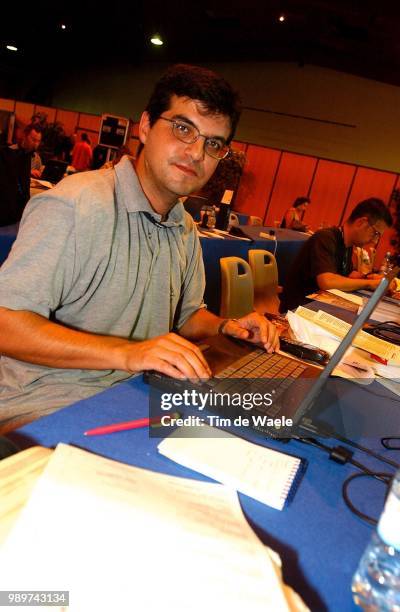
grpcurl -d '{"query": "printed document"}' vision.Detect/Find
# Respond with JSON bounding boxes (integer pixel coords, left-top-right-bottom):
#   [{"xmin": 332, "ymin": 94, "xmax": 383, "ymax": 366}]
[{"xmin": 0, "ymin": 444, "xmax": 307, "ymax": 612}]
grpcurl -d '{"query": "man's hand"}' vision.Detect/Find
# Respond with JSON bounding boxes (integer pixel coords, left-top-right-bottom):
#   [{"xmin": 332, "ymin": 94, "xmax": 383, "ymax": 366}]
[
  {"xmin": 123, "ymin": 332, "xmax": 211, "ymax": 381},
  {"xmin": 366, "ymin": 274, "xmax": 398, "ymax": 293},
  {"xmin": 220, "ymin": 312, "xmax": 280, "ymax": 353}
]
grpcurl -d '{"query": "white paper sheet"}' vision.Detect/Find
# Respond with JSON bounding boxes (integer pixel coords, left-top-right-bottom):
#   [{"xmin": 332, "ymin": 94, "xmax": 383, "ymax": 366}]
[{"xmin": 0, "ymin": 444, "xmax": 307, "ymax": 612}]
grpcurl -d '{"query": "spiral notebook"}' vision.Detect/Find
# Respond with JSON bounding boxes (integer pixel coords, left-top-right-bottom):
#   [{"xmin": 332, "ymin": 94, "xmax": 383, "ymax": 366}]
[{"xmin": 158, "ymin": 424, "xmax": 304, "ymax": 510}]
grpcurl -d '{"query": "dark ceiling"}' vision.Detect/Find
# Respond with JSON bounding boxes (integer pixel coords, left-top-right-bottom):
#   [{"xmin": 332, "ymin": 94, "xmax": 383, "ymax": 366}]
[{"xmin": 2, "ymin": 0, "xmax": 400, "ymax": 102}]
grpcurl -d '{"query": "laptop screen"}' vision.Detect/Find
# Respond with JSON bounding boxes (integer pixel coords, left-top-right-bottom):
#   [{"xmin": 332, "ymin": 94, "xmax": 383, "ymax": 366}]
[{"xmin": 41, "ymin": 160, "xmax": 68, "ymax": 184}]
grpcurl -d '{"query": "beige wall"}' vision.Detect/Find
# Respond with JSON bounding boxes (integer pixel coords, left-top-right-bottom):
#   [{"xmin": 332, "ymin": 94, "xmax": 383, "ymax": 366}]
[{"xmin": 51, "ymin": 61, "xmax": 400, "ymax": 172}]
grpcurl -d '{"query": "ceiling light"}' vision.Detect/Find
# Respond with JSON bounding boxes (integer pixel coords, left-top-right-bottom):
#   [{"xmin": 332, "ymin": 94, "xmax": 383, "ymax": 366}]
[
  {"xmin": 61, "ymin": 24, "xmax": 66, "ymax": 30},
  {"xmin": 6, "ymin": 45, "xmax": 18, "ymax": 51},
  {"xmin": 150, "ymin": 34, "xmax": 163, "ymax": 46},
  {"xmin": 278, "ymin": 15, "xmax": 285, "ymax": 22}
]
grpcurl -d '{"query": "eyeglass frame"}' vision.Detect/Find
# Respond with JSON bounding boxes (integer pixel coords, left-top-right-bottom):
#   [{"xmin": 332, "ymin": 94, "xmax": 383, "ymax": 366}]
[
  {"xmin": 158, "ymin": 116, "xmax": 231, "ymax": 160},
  {"xmin": 366, "ymin": 218, "xmax": 384, "ymax": 242}
]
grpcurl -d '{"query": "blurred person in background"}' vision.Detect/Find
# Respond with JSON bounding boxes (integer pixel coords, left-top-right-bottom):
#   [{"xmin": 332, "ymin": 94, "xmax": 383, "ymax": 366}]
[
  {"xmin": 0, "ymin": 124, "xmax": 42, "ymax": 225},
  {"xmin": 11, "ymin": 123, "xmax": 42, "ymax": 178},
  {"xmin": 71, "ymin": 132, "xmax": 92, "ymax": 172},
  {"xmin": 281, "ymin": 196, "xmax": 310, "ymax": 232}
]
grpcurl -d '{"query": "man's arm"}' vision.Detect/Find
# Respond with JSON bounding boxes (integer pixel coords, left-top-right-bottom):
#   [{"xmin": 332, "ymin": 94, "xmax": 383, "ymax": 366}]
[
  {"xmin": 284, "ymin": 209, "xmax": 295, "ymax": 229},
  {"xmin": 317, "ymin": 272, "xmax": 381, "ymax": 292},
  {"xmin": 178, "ymin": 308, "xmax": 280, "ymax": 353},
  {"xmin": 0, "ymin": 307, "xmax": 211, "ymax": 380}
]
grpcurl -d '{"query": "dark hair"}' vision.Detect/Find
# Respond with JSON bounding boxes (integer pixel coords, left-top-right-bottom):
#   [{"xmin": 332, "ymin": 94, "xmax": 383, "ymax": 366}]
[
  {"xmin": 24, "ymin": 123, "xmax": 42, "ymax": 135},
  {"xmin": 81, "ymin": 132, "xmax": 90, "ymax": 143},
  {"xmin": 293, "ymin": 196, "xmax": 310, "ymax": 208},
  {"xmin": 145, "ymin": 64, "xmax": 241, "ymax": 143},
  {"xmin": 348, "ymin": 197, "xmax": 393, "ymax": 227}
]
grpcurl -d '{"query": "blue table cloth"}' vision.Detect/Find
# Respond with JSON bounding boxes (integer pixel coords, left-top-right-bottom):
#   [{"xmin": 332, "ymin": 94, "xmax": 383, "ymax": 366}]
[
  {"xmin": 200, "ymin": 226, "xmax": 308, "ymax": 313},
  {"xmin": 0, "ymin": 223, "xmax": 18, "ymax": 265},
  {"xmin": 235, "ymin": 212, "xmax": 250, "ymax": 225}
]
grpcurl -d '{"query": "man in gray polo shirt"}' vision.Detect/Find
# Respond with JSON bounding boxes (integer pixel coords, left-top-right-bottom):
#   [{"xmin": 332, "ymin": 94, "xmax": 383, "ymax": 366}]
[{"xmin": 0, "ymin": 64, "xmax": 279, "ymax": 431}]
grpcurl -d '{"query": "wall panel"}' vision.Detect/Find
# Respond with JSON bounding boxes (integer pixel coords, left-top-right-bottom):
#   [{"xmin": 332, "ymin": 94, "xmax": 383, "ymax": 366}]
[
  {"xmin": 373, "ymin": 174, "xmax": 400, "ymax": 268},
  {"xmin": 341, "ymin": 167, "xmax": 397, "ymax": 222},
  {"xmin": 306, "ymin": 160, "xmax": 356, "ymax": 229},
  {"xmin": 234, "ymin": 145, "xmax": 280, "ymax": 218},
  {"xmin": 231, "ymin": 140, "xmax": 247, "ymax": 152},
  {"xmin": 0, "ymin": 98, "xmax": 15, "ymax": 111},
  {"xmin": 131, "ymin": 122, "xmax": 139, "ymax": 138},
  {"xmin": 78, "ymin": 113, "xmax": 101, "ymax": 132},
  {"xmin": 34, "ymin": 105, "xmax": 56, "ymax": 124},
  {"xmin": 265, "ymin": 152, "xmax": 317, "ymax": 225},
  {"xmin": 55, "ymin": 109, "xmax": 79, "ymax": 135},
  {"xmin": 14, "ymin": 102, "xmax": 34, "ymax": 126}
]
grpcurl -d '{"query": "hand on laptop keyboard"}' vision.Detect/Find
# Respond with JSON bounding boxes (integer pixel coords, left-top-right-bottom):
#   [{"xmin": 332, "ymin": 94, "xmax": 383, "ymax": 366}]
[
  {"xmin": 128, "ymin": 332, "xmax": 212, "ymax": 381},
  {"xmin": 221, "ymin": 312, "xmax": 280, "ymax": 353}
]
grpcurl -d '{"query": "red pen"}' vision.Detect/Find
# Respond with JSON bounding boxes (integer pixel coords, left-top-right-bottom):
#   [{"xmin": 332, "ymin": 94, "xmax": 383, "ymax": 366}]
[{"xmin": 84, "ymin": 412, "xmax": 181, "ymax": 437}]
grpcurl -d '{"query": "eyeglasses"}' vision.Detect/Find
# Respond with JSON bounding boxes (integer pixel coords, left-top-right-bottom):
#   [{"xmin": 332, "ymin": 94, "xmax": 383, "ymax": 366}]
[
  {"xmin": 366, "ymin": 219, "xmax": 383, "ymax": 242},
  {"xmin": 159, "ymin": 116, "xmax": 230, "ymax": 160}
]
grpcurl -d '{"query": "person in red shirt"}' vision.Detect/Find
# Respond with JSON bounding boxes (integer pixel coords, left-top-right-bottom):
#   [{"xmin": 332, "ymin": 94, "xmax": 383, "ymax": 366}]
[{"xmin": 71, "ymin": 133, "xmax": 92, "ymax": 172}]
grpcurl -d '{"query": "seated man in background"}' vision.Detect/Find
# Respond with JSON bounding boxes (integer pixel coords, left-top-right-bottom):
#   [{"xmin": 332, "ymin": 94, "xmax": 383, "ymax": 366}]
[
  {"xmin": 0, "ymin": 124, "xmax": 42, "ymax": 226},
  {"xmin": 279, "ymin": 198, "xmax": 393, "ymax": 312},
  {"xmin": 0, "ymin": 64, "xmax": 279, "ymax": 431},
  {"xmin": 10, "ymin": 123, "xmax": 43, "ymax": 177},
  {"xmin": 280, "ymin": 196, "xmax": 310, "ymax": 232}
]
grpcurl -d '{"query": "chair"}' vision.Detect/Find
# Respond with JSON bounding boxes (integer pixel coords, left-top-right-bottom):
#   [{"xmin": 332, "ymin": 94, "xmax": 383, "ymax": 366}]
[
  {"xmin": 248, "ymin": 249, "xmax": 282, "ymax": 314},
  {"xmin": 248, "ymin": 216, "xmax": 263, "ymax": 226},
  {"xmin": 219, "ymin": 256, "xmax": 254, "ymax": 318},
  {"xmin": 229, "ymin": 212, "xmax": 239, "ymax": 227}
]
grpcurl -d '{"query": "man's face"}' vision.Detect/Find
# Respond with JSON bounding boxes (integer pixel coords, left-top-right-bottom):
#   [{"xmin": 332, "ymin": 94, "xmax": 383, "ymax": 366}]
[
  {"xmin": 351, "ymin": 216, "xmax": 387, "ymax": 247},
  {"xmin": 138, "ymin": 95, "xmax": 231, "ymax": 207},
  {"xmin": 22, "ymin": 129, "xmax": 41, "ymax": 152}
]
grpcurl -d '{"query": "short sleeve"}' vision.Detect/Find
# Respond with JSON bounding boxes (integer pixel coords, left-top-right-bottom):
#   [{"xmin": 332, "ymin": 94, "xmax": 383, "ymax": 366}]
[
  {"xmin": 0, "ymin": 193, "xmax": 76, "ymax": 317},
  {"xmin": 309, "ymin": 231, "xmax": 340, "ymax": 277}
]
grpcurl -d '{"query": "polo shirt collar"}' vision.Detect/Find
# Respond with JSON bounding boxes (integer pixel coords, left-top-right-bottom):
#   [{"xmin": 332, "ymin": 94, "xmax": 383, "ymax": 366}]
[{"xmin": 114, "ymin": 155, "xmax": 185, "ymax": 228}]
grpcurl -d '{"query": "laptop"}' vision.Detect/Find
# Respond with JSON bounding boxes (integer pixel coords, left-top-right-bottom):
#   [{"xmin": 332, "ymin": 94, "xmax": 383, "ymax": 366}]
[
  {"xmin": 183, "ymin": 196, "xmax": 209, "ymax": 222},
  {"xmin": 147, "ymin": 271, "xmax": 396, "ymax": 437},
  {"xmin": 41, "ymin": 160, "xmax": 68, "ymax": 184}
]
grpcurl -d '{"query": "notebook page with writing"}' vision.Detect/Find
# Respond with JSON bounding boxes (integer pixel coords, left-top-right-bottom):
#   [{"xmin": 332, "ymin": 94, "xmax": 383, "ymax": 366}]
[{"xmin": 158, "ymin": 424, "xmax": 303, "ymax": 510}]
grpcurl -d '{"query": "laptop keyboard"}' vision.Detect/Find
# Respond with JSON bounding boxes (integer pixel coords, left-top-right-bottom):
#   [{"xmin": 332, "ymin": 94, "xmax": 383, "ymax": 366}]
[
  {"xmin": 147, "ymin": 348, "xmax": 308, "ymax": 419},
  {"xmin": 204, "ymin": 349, "xmax": 307, "ymax": 417},
  {"xmin": 215, "ymin": 348, "xmax": 306, "ymax": 379}
]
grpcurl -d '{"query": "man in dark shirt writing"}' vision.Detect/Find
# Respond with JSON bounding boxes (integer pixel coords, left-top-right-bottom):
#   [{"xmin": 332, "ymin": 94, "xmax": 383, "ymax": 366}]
[{"xmin": 280, "ymin": 198, "xmax": 393, "ymax": 312}]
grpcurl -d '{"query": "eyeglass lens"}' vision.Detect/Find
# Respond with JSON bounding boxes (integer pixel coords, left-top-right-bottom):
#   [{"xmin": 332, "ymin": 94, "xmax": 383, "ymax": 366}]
[{"xmin": 171, "ymin": 120, "xmax": 228, "ymax": 159}]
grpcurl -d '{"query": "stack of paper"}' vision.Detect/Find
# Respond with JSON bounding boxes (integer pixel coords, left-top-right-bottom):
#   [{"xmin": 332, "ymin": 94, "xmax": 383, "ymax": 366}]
[
  {"xmin": 295, "ymin": 307, "xmax": 400, "ymax": 365},
  {"xmin": 0, "ymin": 444, "xmax": 308, "ymax": 612},
  {"xmin": 287, "ymin": 307, "xmax": 400, "ymax": 386},
  {"xmin": 306, "ymin": 289, "xmax": 363, "ymax": 312}
]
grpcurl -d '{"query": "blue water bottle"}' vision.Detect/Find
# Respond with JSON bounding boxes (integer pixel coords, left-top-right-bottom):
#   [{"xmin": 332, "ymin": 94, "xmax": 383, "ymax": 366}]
[{"xmin": 351, "ymin": 469, "xmax": 400, "ymax": 610}]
